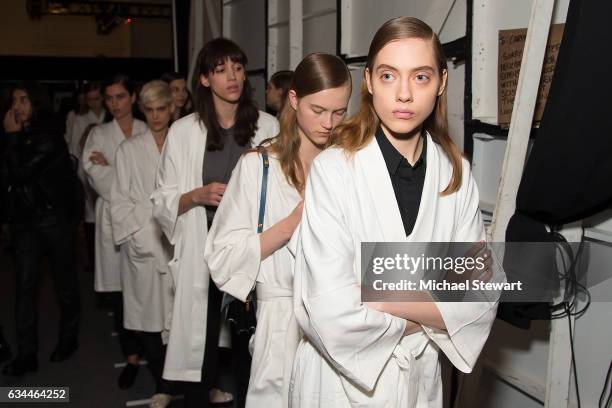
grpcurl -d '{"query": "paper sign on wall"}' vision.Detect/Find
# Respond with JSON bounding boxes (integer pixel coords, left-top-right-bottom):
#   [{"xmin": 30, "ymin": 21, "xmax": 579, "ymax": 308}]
[{"xmin": 498, "ymin": 24, "xmax": 565, "ymax": 127}]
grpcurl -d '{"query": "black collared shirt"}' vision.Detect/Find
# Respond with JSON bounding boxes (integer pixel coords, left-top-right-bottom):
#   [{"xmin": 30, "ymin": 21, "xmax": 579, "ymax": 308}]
[{"xmin": 375, "ymin": 127, "xmax": 427, "ymax": 236}]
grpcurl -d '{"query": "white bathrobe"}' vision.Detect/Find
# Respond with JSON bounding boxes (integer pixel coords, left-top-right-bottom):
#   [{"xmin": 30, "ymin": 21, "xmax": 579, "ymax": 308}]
[
  {"xmin": 69, "ymin": 110, "xmax": 107, "ymax": 156},
  {"xmin": 291, "ymin": 133, "xmax": 498, "ymax": 407},
  {"xmin": 205, "ymin": 150, "xmax": 302, "ymax": 407},
  {"xmin": 72, "ymin": 110, "xmax": 106, "ymax": 223},
  {"xmin": 110, "ymin": 130, "xmax": 173, "ymax": 333},
  {"xmin": 152, "ymin": 112, "xmax": 279, "ymax": 381},
  {"xmin": 83, "ymin": 118, "xmax": 147, "ymax": 292}
]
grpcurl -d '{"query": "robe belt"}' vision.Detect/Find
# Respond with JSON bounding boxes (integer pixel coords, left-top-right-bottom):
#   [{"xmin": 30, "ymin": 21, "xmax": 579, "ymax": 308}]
[
  {"xmin": 391, "ymin": 332, "xmax": 430, "ymax": 407},
  {"xmin": 256, "ymin": 283, "xmax": 293, "ymax": 301}
]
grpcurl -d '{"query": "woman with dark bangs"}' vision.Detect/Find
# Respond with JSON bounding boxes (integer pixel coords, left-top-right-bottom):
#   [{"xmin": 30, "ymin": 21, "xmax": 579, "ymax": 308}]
[{"xmin": 152, "ymin": 38, "xmax": 279, "ymax": 407}]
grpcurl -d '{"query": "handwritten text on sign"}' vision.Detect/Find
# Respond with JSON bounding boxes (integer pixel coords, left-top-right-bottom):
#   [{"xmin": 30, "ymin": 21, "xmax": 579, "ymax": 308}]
[{"xmin": 498, "ymin": 24, "xmax": 564, "ymax": 126}]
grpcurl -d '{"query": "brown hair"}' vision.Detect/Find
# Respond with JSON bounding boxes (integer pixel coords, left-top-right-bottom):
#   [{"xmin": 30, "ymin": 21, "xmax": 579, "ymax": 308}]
[
  {"xmin": 333, "ymin": 16, "xmax": 463, "ymax": 195},
  {"xmin": 268, "ymin": 53, "xmax": 350, "ymax": 193},
  {"xmin": 191, "ymin": 38, "xmax": 259, "ymax": 151},
  {"xmin": 269, "ymin": 70, "xmax": 294, "ymax": 112}
]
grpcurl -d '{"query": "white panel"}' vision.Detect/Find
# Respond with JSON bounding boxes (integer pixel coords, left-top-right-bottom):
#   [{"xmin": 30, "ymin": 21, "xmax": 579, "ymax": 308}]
[
  {"xmin": 340, "ymin": 0, "xmax": 458, "ymax": 57},
  {"xmin": 224, "ymin": 0, "xmax": 266, "ymax": 70},
  {"xmin": 438, "ymin": 0, "xmax": 466, "ymax": 44},
  {"xmin": 268, "ymin": 26, "xmax": 291, "ymax": 72},
  {"xmin": 289, "ymin": 0, "xmax": 303, "ymax": 69},
  {"xmin": 471, "ymin": 0, "xmax": 570, "ymax": 125},
  {"xmin": 471, "ymin": 134, "xmax": 510, "ymax": 213},
  {"xmin": 573, "ymin": 300, "xmax": 612, "ymax": 408},
  {"xmin": 269, "ymin": 0, "xmax": 290, "ymax": 25},
  {"xmin": 346, "ymin": 63, "xmax": 365, "ymax": 117},
  {"xmin": 304, "ymin": 0, "xmax": 336, "ymax": 16},
  {"xmin": 446, "ymin": 62, "xmax": 465, "ymax": 151},
  {"xmin": 249, "ymin": 73, "xmax": 266, "ymax": 111},
  {"xmin": 304, "ymin": 13, "xmax": 336, "ymax": 55}
]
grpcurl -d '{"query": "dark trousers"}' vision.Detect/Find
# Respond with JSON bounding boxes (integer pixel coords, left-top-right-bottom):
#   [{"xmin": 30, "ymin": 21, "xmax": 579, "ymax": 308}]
[
  {"xmin": 140, "ymin": 332, "xmax": 170, "ymax": 394},
  {"xmin": 108, "ymin": 291, "xmax": 142, "ymax": 357},
  {"xmin": 183, "ymin": 278, "xmax": 252, "ymax": 408},
  {"xmin": 183, "ymin": 277, "xmax": 223, "ymax": 407},
  {"xmin": 83, "ymin": 222, "xmax": 95, "ymax": 271},
  {"xmin": 231, "ymin": 328, "xmax": 252, "ymax": 408},
  {"xmin": 10, "ymin": 215, "xmax": 80, "ymax": 356}
]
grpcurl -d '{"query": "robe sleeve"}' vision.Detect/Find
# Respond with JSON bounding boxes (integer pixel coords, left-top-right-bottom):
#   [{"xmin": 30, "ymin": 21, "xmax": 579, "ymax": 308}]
[
  {"xmin": 252, "ymin": 114, "xmax": 280, "ymax": 147},
  {"xmin": 82, "ymin": 126, "xmax": 114, "ymax": 201},
  {"xmin": 422, "ymin": 160, "xmax": 497, "ymax": 373},
  {"xmin": 151, "ymin": 128, "xmax": 183, "ymax": 245},
  {"xmin": 204, "ymin": 153, "xmax": 261, "ymax": 302},
  {"xmin": 110, "ymin": 142, "xmax": 153, "ymax": 245},
  {"xmin": 296, "ymin": 157, "xmax": 407, "ymax": 392}
]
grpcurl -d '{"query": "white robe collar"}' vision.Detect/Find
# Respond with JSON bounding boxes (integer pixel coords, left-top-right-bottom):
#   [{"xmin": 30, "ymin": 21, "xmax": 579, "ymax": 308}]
[
  {"xmin": 356, "ymin": 131, "xmax": 440, "ymax": 242},
  {"xmin": 111, "ymin": 118, "xmax": 147, "ymax": 140}
]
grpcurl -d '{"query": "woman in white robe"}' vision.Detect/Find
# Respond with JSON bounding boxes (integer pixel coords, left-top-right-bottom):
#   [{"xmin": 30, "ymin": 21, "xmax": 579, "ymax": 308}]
[
  {"xmin": 110, "ymin": 81, "xmax": 175, "ymax": 407},
  {"xmin": 82, "ymin": 74, "xmax": 147, "ymax": 388},
  {"xmin": 204, "ymin": 53, "xmax": 352, "ymax": 407},
  {"xmin": 290, "ymin": 17, "xmax": 498, "ymax": 408},
  {"xmin": 83, "ymin": 76, "xmax": 147, "ymax": 294},
  {"xmin": 73, "ymin": 83, "xmax": 106, "ymax": 271},
  {"xmin": 151, "ymin": 38, "xmax": 279, "ymax": 407},
  {"xmin": 69, "ymin": 83, "xmax": 106, "ymax": 157}
]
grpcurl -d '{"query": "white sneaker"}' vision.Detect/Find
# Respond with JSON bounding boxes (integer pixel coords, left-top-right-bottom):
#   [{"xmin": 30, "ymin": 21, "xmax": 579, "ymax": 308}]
[{"xmin": 149, "ymin": 393, "xmax": 171, "ymax": 408}]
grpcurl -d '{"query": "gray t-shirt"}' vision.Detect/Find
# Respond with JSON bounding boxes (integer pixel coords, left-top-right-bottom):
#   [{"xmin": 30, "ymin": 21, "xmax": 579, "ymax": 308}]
[{"xmin": 202, "ymin": 126, "xmax": 249, "ymax": 224}]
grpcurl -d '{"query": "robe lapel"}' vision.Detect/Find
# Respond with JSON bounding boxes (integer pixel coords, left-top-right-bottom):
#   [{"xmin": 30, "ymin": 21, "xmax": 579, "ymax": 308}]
[
  {"xmin": 111, "ymin": 119, "xmax": 126, "ymax": 158},
  {"xmin": 144, "ymin": 130, "xmax": 161, "ymax": 160},
  {"xmin": 406, "ymin": 132, "xmax": 438, "ymax": 241},
  {"xmin": 357, "ymin": 138, "xmax": 406, "ymax": 241},
  {"xmin": 134, "ymin": 119, "xmax": 147, "ymax": 136}
]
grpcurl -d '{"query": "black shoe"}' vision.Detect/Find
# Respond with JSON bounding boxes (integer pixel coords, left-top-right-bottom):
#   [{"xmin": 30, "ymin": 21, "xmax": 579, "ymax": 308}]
[
  {"xmin": 0, "ymin": 329, "xmax": 11, "ymax": 365},
  {"xmin": 2, "ymin": 355, "xmax": 38, "ymax": 376},
  {"xmin": 118, "ymin": 363, "xmax": 139, "ymax": 389},
  {"xmin": 49, "ymin": 339, "xmax": 78, "ymax": 362}
]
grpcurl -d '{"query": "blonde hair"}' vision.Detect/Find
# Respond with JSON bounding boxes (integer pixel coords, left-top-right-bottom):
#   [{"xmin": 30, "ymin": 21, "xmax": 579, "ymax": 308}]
[
  {"xmin": 139, "ymin": 80, "xmax": 172, "ymax": 107},
  {"xmin": 269, "ymin": 53, "xmax": 351, "ymax": 193},
  {"xmin": 333, "ymin": 16, "xmax": 463, "ymax": 195}
]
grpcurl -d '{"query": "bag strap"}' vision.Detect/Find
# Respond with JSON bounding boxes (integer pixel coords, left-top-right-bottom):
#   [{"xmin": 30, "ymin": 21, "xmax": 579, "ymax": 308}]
[
  {"xmin": 257, "ymin": 150, "xmax": 269, "ymax": 234},
  {"xmin": 221, "ymin": 149, "xmax": 269, "ymax": 313}
]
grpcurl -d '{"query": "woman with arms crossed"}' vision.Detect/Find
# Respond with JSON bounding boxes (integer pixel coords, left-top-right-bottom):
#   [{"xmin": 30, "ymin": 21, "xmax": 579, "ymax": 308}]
[
  {"xmin": 291, "ymin": 17, "xmax": 498, "ymax": 407},
  {"xmin": 82, "ymin": 74, "xmax": 148, "ymax": 389},
  {"xmin": 110, "ymin": 81, "xmax": 175, "ymax": 407}
]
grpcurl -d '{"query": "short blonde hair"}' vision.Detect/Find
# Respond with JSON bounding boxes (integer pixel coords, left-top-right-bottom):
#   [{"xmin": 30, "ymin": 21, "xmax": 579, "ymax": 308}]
[{"xmin": 139, "ymin": 80, "xmax": 172, "ymax": 107}]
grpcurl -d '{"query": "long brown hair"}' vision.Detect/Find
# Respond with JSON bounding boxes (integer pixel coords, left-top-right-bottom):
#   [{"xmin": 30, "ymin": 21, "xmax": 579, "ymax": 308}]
[
  {"xmin": 333, "ymin": 16, "xmax": 463, "ymax": 195},
  {"xmin": 191, "ymin": 38, "xmax": 259, "ymax": 151},
  {"xmin": 268, "ymin": 53, "xmax": 351, "ymax": 193}
]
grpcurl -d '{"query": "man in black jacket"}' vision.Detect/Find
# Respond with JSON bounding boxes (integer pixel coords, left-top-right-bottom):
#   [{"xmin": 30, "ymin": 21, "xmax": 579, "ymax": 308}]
[{"xmin": 1, "ymin": 82, "xmax": 83, "ymax": 376}]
